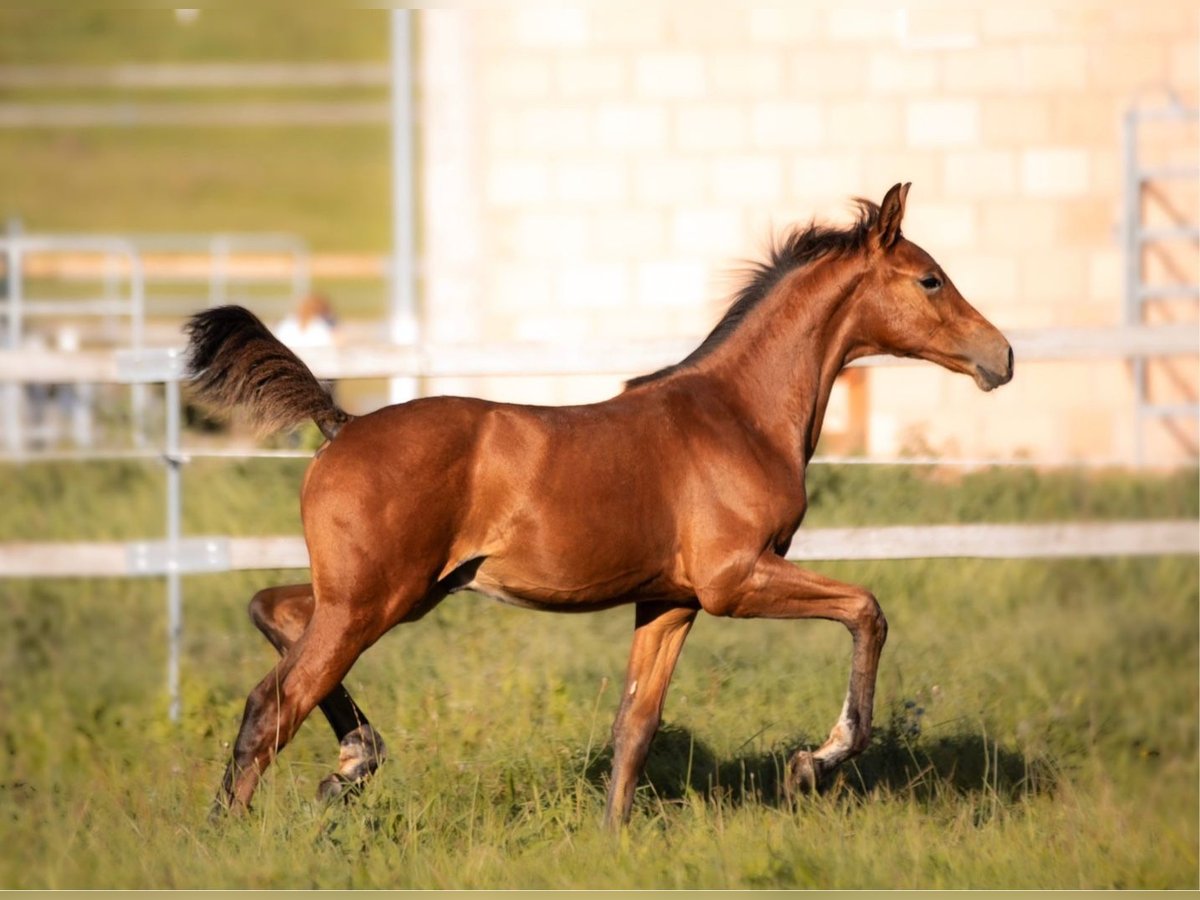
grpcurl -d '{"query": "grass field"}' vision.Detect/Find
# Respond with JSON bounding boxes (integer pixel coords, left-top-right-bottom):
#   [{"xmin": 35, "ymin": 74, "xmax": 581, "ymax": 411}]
[
  {"xmin": 1, "ymin": 460, "xmax": 1196, "ymax": 888},
  {"xmin": 0, "ymin": 11, "xmax": 391, "ymax": 253}
]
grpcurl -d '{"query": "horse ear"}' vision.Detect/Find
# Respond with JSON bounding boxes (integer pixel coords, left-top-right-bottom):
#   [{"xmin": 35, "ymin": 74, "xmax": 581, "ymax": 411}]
[{"xmin": 874, "ymin": 182, "xmax": 911, "ymax": 251}]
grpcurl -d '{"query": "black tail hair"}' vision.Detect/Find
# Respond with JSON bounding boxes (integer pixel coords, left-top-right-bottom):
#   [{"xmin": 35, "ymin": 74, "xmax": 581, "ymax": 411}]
[{"xmin": 183, "ymin": 305, "xmax": 351, "ymax": 441}]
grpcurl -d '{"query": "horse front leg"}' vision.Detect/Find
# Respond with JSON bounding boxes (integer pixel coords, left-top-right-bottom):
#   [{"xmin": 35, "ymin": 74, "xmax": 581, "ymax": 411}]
[
  {"xmin": 605, "ymin": 601, "xmax": 698, "ymax": 829},
  {"xmin": 248, "ymin": 585, "xmax": 387, "ymax": 802},
  {"xmin": 697, "ymin": 553, "xmax": 888, "ymax": 796}
]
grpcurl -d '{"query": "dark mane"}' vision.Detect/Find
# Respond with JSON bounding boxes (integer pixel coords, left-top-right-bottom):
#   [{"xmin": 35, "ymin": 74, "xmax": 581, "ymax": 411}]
[{"xmin": 624, "ymin": 199, "xmax": 881, "ymax": 389}]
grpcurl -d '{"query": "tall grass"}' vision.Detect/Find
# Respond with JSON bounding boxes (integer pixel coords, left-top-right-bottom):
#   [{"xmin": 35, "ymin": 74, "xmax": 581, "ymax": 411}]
[{"xmin": 0, "ymin": 461, "xmax": 1196, "ymax": 888}]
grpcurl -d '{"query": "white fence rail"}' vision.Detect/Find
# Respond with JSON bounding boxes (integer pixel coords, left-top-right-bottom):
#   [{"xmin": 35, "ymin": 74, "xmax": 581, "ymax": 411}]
[
  {"xmin": 1, "ymin": 325, "xmax": 1196, "ymax": 720},
  {"xmin": 0, "ymin": 322, "xmax": 1196, "ymax": 384},
  {"xmin": 1, "ymin": 521, "xmax": 1196, "ymax": 580}
]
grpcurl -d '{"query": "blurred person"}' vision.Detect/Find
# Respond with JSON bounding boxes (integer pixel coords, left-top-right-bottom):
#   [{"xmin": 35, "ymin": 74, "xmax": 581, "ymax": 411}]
[
  {"xmin": 274, "ymin": 293, "xmax": 341, "ymax": 448},
  {"xmin": 275, "ymin": 292, "xmax": 338, "ymax": 350},
  {"xmin": 23, "ymin": 325, "xmax": 90, "ymax": 449}
]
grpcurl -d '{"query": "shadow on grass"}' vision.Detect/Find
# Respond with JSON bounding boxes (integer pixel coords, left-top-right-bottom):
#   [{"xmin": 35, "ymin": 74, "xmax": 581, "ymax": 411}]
[{"xmin": 585, "ymin": 715, "xmax": 1056, "ymax": 811}]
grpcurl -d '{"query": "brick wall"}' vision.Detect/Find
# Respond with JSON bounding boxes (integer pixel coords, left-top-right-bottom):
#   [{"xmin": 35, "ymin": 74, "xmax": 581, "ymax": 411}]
[{"xmin": 417, "ymin": 6, "xmax": 1198, "ymax": 465}]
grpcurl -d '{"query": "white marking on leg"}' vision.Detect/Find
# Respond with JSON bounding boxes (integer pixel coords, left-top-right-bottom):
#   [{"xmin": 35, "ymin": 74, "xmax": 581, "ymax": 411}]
[
  {"xmin": 815, "ymin": 696, "xmax": 856, "ymax": 765},
  {"xmin": 628, "ymin": 679, "xmax": 638, "ymax": 696}
]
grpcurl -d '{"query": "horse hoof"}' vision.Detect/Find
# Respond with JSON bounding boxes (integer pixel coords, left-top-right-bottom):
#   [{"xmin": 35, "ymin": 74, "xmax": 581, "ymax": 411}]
[
  {"xmin": 317, "ymin": 772, "xmax": 361, "ymax": 804},
  {"xmin": 785, "ymin": 750, "xmax": 823, "ymax": 799},
  {"xmin": 316, "ymin": 724, "xmax": 388, "ymax": 803}
]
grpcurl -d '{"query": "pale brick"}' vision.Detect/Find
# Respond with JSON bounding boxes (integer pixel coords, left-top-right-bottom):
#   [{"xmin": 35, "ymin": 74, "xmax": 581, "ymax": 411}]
[
  {"xmin": 636, "ymin": 260, "xmax": 709, "ymax": 309},
  {"xmin": 1088, "ymin": 40, "xmax": 1168, "ymax": 91},
  {"xmin": 473, "ymin": 11, "xmax": 516, "ymax": 51},
  {"xmin": 942, "ymin": 46, "xmax": 1025, "ymax": 94},
  {"xmin": 750, "ymin": 101, "xmax": 825, "ymax": 148},
  {"xmin": 709, "ymin": 51, "xmax": 785, "ymax": 97},
  {"xmin": 828, "ymin": 100, "xmax": 903, "ymax": 148},
  {"xmin": 516, "ymin": 105, "xmax": 592, "ymax": 153},
  {"xmin": 1017, "ymin": 248, "xmax": 1089, "ymax": 304},
  {"xmin": 997, "ymin": 301, "xmax": 1057, "ymax": 329},
  {"xmin": 589, "ymin": 8, "xmax": 667, "ymax": 45},
  {"xmin": 1086, "ymin": 248, "xmax": 1123, "ymax": 306},
  {"xmin": 978, "ymin": 199, "xmax": 1062, "ymax": 250},
  {"xmin": 675, "ymin": 105, "xmax": 747, "ymax": 152},
  {"xmin": 864, "ymin": 151, "xmax": 942, "ymax": 199},
  {"xmin": 906, "ymin": 99, "xmax": 981, "ymax": 148},
  {"xmin": 1023, "ymin": 43, "xmax": 1089, "ymax": 91},
  {"xmin": 489, "ymin": 262, "xmax": 554, "ymax": 313},
  {"xmin": 633, "ymin": 158, "xmax": 708, "ymax": 205},
  {"xmin": 789, "ymin": 154, "xmax": 866, "ymax": 202},
  {"xmin": 943, "ymin": 150, "xmax": 1018, "ymax": 197},
  {"xmin": 900, "ymin": 9, "xmax": 979, "ymax": 49},
  {"xmin": 595, "ymin": 103, "xmax": 668, "ymax": 152},
  {"xmin": 1059, "ymin": 197, "xmax": 1119, "ymax": 246},
  {"xmin": 903, "ymin": 202, "xmax": 977, "ymax": 249},
  {"xmin": 553, "ymin": 160, "xmax": 628, "ymax": 205},
  {"xmin": 424, "ymin": 279, "xmax": 482, "ymax": 343},
  {"xmin": 826, "ymin": 8, "xmax": 895, "ymax": 42},
  {"xmin": 555, "ymin": 55, "xmax": 626, "ymax": 98},
  {"xmin": 589, "ymin": 210, "xmax": 666, "ymax": 258},
  {"xmin": 671, "ymin": 208, "xmax": 745, "ymax": 254},
  {"xmin": 710, "ymin": 156, "xmax": 784, "ymax": 204},
  {"xmin": 980, "ymin": 8, "xmax": 1060, "ymax": 39},
  {"xmin": 480, "ymin": 55, "xmax": 553, "ymax": 101},
  {"xmin": 485, "ymin": 115, "xmax": 520, "ymax": 154},
  {"xmin": 1171, "ymin": 40, "xmax": 1199, "ymax": 87},
  {"xmin": 748, "ymin": 8, "xmax": 820, "ymax": 44},
  {"xmin": 786, "ymin": 48, "xmax": 870, "ymax": 96},
  {"xmin": 669, "ymin": 6, "xmax": 750, "ymax": 45},
  {"xmin": 1055, "ymin": 9, "xmax": 1110, "ymax": 34},
  {"xmin": 867, "ymin": 51, "xmax": 940, "ymax": 94},
  {"xmin": 1112, "ymin": 6, "xmax": 1199, "ymax": 36},
  {"xmin": 982, "ymin": 98, "xmax": 1053, "ymax": 147},
  {"xmin": 635, "ymin": 52, "xmax": 706, "ymax": 100},
  {"xmin": 1063, "ymin": 409, "xmax": 1118, "ymax": 460},
  {"xmin": 944, "ymin": 253, "xmax": 1020, "ymax": 306},
  {"xmin": 509, "ymin": 213, "xmax": 589, "ymax": 260},
  {"xmin": 590, "ymin": 306, "xmax": 686, "ymax": 341},
  {"xmin": 555, "ymin": 262, "xmax": 628, "ymax": 309},
  {"xmin": 1021, "ymin": 148, "xmax": 1091, "ymax": 197},
  {"xmin": 486, "ymin": 160, "xmax": 551, "ymax": 207},
  {"xmin": 512, "ymin": 8, "xmax": 588, "ymax": 48},
  {"xmin": 1088, "ymin": 149, "xmax": 1121, "ymax": 196},
  {"xmin": 512, "ymin": 314, "xmax": 590, "ymax": 343}
]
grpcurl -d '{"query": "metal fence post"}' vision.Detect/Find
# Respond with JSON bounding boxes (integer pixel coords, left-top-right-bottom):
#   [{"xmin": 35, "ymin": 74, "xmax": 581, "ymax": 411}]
[
  {"xmin": 165, "ymin": 373, "xmax": 183, "ymax": 722},
  {"xmin": 389, "ymin": 9, "xmax": 420, "ymax": 405},
  {"xmin": 3, "ymin": 227, "xmax": 23, "ymax": 453}
]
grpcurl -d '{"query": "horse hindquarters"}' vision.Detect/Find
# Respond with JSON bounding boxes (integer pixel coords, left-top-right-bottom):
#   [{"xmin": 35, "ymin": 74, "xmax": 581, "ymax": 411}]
[
  {"xmin": 246, "ymin": 584, "xmax": 387, "ymax": 800},
  {"xmin": 218, "ymin": 405, "xmax": 480, "ymax": 813}
]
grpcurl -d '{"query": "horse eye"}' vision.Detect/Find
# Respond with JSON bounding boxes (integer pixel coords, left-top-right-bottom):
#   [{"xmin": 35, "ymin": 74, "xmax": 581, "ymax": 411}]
[{"xmin": 919, "ymin": 275, "xmax": 942, "ymax": 291}]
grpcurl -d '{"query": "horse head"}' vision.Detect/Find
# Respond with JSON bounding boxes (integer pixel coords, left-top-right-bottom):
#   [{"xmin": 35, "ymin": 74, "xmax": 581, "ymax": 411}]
[{"xmin": 858, "ymin": 182, "xmax": 1013, "ymax": 391}]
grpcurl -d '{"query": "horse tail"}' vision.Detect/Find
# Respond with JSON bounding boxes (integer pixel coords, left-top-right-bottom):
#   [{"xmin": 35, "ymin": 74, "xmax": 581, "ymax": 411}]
[{"xmin": 183, "ymin": 305, "xmax": 352, "ymax": 441}]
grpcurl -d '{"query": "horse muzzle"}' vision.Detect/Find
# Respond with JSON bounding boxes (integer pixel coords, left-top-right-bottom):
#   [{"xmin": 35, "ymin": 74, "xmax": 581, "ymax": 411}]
[{"xmin": 973, "ymin": 344, "xmax": 1014, "ymax": 392}]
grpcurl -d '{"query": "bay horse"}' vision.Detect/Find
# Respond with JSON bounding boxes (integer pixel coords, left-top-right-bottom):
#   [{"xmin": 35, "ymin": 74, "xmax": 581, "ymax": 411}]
[{"xmin": 187, "ymin": 184, "xmax": 1013, "ymax": 827}]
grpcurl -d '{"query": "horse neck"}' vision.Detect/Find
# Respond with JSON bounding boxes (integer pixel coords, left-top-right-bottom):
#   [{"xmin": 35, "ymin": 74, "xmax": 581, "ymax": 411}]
[{"xmin": 701, "ymin": 254, "xmax": 870, "ymax": 465}]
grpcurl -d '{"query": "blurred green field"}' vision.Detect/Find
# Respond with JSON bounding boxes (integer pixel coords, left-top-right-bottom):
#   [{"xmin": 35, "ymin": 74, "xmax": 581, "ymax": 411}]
[
  {"xmin": 0, "ymin": 11, "xmax": 391, "ymax": 252},
  {"xmin": 1, "ymin": 460, "xmax": 1196, "ymax": 888},
  {"xmin": 0, "ymin": 11, "xmax": 388, "ymax": 64}
]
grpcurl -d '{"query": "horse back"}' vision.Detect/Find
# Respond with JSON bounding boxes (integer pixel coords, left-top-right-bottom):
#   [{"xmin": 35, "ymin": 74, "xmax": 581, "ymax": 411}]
[{"xmin": 299, "ymin": 387, "xmax": 803, "ymax": 611}]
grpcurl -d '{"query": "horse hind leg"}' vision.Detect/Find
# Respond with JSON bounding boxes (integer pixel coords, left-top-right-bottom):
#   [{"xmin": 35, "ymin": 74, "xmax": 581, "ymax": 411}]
[
  {"xmin": 605, "ymin": 601, "xmax": 698, "ymax": 828},
  {"xmin": 246, "ymin": 584, "xmax": 387, "ymax": 802},
  {"xmin": 218, "ymin": 596, "xmax": 391, "ymax": 814}
]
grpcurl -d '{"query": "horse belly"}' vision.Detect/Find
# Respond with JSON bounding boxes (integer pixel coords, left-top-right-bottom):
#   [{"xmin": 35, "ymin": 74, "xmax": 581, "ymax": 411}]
[{"xmin": 463, "ymin": 536, "xmax": 685, "ymax": 613}]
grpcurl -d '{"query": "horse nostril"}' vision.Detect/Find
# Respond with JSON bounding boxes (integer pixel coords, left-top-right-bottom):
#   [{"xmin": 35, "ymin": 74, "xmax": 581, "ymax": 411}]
[{"xmin": 1006, "ymin": 345, "xmax": 1014, "ymax": 375}]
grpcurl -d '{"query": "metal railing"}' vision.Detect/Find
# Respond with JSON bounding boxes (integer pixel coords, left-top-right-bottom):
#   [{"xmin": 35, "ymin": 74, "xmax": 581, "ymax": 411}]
[
  {"xmin": 0, "ymin": 229, "xmax": 314, "ymax": 453},
  {"xmin": 1, "ymin": 326, "xmax": 1198, "ymax": 721},
  {"xmin": 1121, "ymin": 96, "xmax": 1200, "ymax": 465}
]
